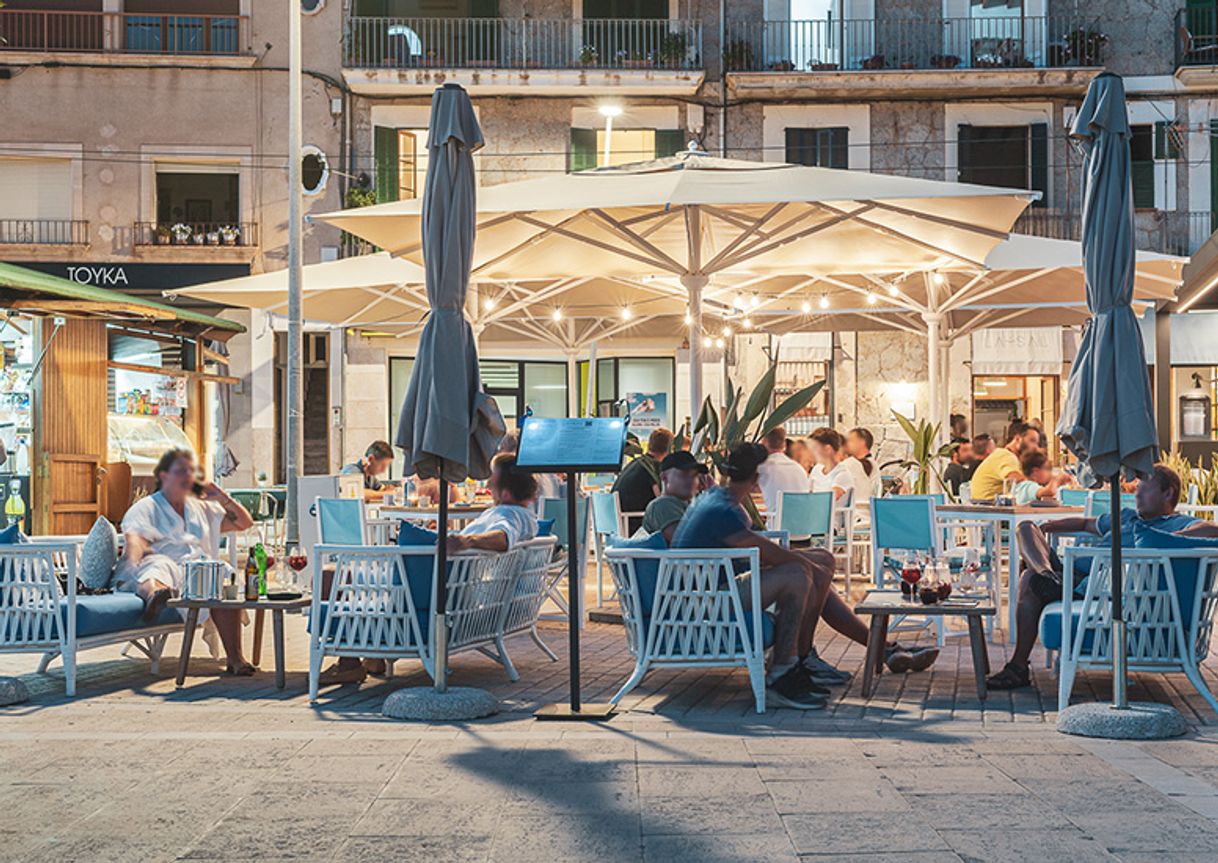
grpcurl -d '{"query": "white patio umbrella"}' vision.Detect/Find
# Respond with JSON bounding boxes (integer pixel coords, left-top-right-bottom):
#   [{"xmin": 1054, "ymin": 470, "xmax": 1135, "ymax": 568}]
[{"xmin": 315, "ymin": 152, "xmax": 1038, "ymax": 418}]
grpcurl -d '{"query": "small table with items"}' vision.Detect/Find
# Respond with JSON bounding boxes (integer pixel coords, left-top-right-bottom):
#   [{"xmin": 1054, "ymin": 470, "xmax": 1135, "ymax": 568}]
[
  {"xmin": 167, "ymin": 595, "xmax": 311, "ymax": 690},
  {"xmin": 854, "ymin": 589, "xmax": 996, "ymax": 700}
]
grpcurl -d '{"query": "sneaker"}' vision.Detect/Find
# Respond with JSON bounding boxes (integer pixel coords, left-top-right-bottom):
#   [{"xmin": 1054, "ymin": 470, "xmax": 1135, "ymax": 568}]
[
  {"xmin": 885, "ymin": 643, "xmax": 940, "ymax": 674},
  {"xmin": 801, "ymin": 648, "xmax": 852, "ymax": 685},
  {"xmin": 766, "ymin": 665, "xmax": 829, "ymax": 710}
]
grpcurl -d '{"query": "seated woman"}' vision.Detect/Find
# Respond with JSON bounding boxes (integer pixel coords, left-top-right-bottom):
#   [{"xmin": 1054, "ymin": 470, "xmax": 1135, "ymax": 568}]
[
  {"xmin": 1012, "ymin": 450, "xmax": 1072, "ymax": 505},
  {"xmin": 117, "ymin": 448, "xmax": 256, "ymax": 675}
]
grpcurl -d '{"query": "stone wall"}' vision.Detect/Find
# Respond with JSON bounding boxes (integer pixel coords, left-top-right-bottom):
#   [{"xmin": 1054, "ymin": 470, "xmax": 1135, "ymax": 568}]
[
  {"xmin": 869, "ymin": 103, "xmax": 944, "ymax": 179},
  {"xmin": 1090, "ymin": 0, "xmax": 1179, "ymax": 78}
]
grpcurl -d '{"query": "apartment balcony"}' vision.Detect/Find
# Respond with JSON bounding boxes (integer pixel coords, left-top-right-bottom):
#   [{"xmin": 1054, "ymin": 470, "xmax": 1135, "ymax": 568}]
[
  {"xmin": 725, "ymin": 16, "xmax": 1105, "ymax": 100},
  {"xmin": 133, "ymin": 222, "xmax": 258, "ymax": 262},
  {"xmin": 0, "ymin": 9, "xmax": 252, "ymax": 66},
  {"xmin": 0, "ymin": 219, "xmax": 89, "ymax": 246},
  {"xmin": 1176, "ymin": 8, "xmax": 1218, "ymax": 86},
  {"xmin": 342, "ymin": 16, "xmax": 704, "ymax": 96},
  {"xmin": 1015, "ymin": 208, "xmax": 1215, "ymax": 256}
]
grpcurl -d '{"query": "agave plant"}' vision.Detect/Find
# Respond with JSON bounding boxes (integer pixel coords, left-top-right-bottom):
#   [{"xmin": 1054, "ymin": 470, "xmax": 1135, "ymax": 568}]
[
  {"xmin": 690, "ymin": 359, "xmax": 825, "ymax": 525},
  {"xmin": 1162, "ymin": 450, "xmax": 1218, "ymax": 506},
  {"xmin": 883, "ymin": 411, "xmax": 955, "ymax": 497}
]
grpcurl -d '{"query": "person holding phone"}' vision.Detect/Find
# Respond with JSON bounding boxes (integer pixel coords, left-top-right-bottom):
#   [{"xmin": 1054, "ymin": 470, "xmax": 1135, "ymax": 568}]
[{"xmin": 117, "ymin": 448, "xmax": 256, "ymax": 674}]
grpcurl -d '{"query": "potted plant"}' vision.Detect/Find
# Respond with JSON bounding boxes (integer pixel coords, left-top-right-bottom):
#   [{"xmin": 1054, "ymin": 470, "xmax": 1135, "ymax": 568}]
[
  {"xmin": 690, "ymin": 356, "xmax": 826, "ymax": 527},
  {"xmin": 767, "ymin": 59, "xmax": 795, "ymax": 71},
  {"xmin": 154, "ymin": 225, "xmax": 171, "ymax": 245},
  {"xmin": 578, "ymin": 44, "xmax": 599, "ymax": 66},
  {"xmin": 1066, "ymin": 27, "xmax": 1108, "ymax": 66},
  {"xmin": 219, "ymin": 225, "xmax": 240, "ymax": 246},
  {"xmin": 170, "ymin": 223, "xmax": 192, "ymax": 245},
  {"xmin": 657, "ymin": 31, "xmax": 687, "ymax": 68},
  {"xmin": 723, "ymin": 38, "xmax": 754, "ymax": 71},
  {"xmin": 808, "ymin": 60, "xmax": 839, "ymax": 71},
  {"xmin": 861, "ymin": 53, "xmax": 885, "ymax": 70},
  {"xmin": 206, "ymin": 230, "xmax": 221, "ymax": 246},
  {"xmin": 191, "ymin": 231, "xmax": 205, "ymax": 245},
  {"xmin": 256, "ymin": 471, "xmax": 269, "ymax": 489},
  {"xmin": 883, "ymin": 411, "xmax": 955, "ymax": 496},
  {"xmin": 930, "ymin": 54, "xmax": 960, "ymax": 69}
]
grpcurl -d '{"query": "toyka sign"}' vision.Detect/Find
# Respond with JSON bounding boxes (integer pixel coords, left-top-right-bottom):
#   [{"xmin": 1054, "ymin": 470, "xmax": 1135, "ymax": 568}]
[{"xmin": 7, "ymin": 262, "xmax": 250, "ymax": 293}]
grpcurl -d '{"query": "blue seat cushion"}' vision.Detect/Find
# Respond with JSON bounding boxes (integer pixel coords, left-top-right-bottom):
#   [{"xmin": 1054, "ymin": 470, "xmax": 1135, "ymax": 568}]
[
  {"xmin": 607, "ymin": 532, "xmax": 668, "ymax": 617},
  {"xmin": 537, "ymin": 518, "xmax": 554, "ymax": 537},
  {"xmin": 59, "ymin": 593, "xmax": 179, "ymax": 639},
  {"xmin": 0, "ymin": 523, "xmax": 27, "ymax": 544},
  {"xmin": 1132, "ymin": 524, "xmax": 1218, "ymax": 625},
  {"xmin": 396, "ymin": 524, "xmax": 450, "ymax": 615},
  {"xmin": 1039, "ymin": 601, "xmax": 1094, "ymax": 652}
]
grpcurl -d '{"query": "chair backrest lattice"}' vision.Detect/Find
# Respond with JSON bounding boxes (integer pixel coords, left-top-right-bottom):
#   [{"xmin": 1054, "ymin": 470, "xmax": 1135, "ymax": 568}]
[
  {"xmin": 0, "ymin": 544, "xmax": 69, "ymax": 649},
  {"xmin": 501, "ymin": 536, "xmax": 560, "ymax": 635}
]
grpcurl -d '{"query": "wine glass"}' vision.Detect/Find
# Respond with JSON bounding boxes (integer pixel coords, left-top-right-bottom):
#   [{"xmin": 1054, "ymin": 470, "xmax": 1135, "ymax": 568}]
[
  {"xmin": 900, "ymin": 554, "xmax": 921, "ymax": 601},
  {"xmin": 288, "ymin": 546, "xmax": 308, "ymax": 591},
  {"xmin": 959, "ymin": 548, "xmax": 980, "ymax": 593}
]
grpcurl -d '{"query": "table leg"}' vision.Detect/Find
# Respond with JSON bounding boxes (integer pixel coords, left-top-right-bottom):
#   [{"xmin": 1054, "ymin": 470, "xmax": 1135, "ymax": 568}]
[
  {"xmin": 272, "ymin": 610, "xmax": 286, "ymax": 690},
  {"xmin": 252, "ymin": 608, "xmax": 265, "ymax": 666},
  {"xmin": 968, "ymin": 616, "xmax": 990, "ymax": 700},
  {"xmin": 1007, "ymin": 516, "xmax": 1020, "ymax": 643},
  {"xmin": 875, "ymin": 615, "xmax": 889, "ymax": 674},
  {"xmin": 861, "ymin": 615, "xmax": 886, "ymax": 698},
  {"xmin": 175, "ymin": 607, "xmax": 200, "ymax": 687}
]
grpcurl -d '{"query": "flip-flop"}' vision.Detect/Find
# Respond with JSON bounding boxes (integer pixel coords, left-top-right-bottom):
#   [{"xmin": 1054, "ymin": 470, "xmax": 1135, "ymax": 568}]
[
  {"xmin": 225, "ymin": 663, "xmax": 258, "ymax": 677},
  {"xmin": 986, "ymin": 661, "xmax": 1031, "ymax": 690}
]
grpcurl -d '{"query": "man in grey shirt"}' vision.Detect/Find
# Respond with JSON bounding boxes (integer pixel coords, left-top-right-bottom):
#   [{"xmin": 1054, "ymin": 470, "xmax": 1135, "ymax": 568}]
[
  {"xmin": 642, "ymin": 451, "xmax": 708, "ymax": 543},
  {"xmin": 341, "ymin": 440, "xmax": 395, "ymax": 501}
]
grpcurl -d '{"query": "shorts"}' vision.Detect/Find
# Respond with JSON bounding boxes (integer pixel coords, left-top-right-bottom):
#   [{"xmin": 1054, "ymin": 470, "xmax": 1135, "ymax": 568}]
[{"xmin": 1026, "ymin": 547, "xmax": 1088, "ymax": 604}]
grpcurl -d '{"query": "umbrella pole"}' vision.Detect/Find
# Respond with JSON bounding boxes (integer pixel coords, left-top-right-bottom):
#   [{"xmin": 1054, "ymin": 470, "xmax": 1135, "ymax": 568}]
[
  {"xmin": 435, "ymin": 479, "xmax": 450, "ymax": 694},
  {"xmin": 1110, "ymin": 476, "xmax": 1128, "ymax": 710},
  {"xmin": 567, "ymin": 474, "xmax": 581, "ymax": 712}
]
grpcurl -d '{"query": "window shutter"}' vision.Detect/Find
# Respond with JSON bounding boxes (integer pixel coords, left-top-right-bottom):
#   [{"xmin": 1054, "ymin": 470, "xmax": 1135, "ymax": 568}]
[
  {"xmin": 827, "ymin": 127, "xmax": 849, "ymax": 169},
  {"xmin": 1131, "ymin": 125, "xmax": 1155, "ymax": 209},
  {"xmin": 1154, "ymin": 121, "xmax": 1181, "ymax": 160},
  {"xmin": 569, "ymin": 128, "xmax": 598, "ymax": 172},
  {"xmin": 655, "ymin": 129, "xmax": 687, "ymax": 159},
  {"xmin": 1029, "ymin": 122, "xmax": 1048, "ymax": 208},
  {"xmin": 374, "ymin": 126, "xmax": 399, "ymax": 203},
  {"xmin": 956, "ymin": 124, "xmax": 974, "ymax": 183}
]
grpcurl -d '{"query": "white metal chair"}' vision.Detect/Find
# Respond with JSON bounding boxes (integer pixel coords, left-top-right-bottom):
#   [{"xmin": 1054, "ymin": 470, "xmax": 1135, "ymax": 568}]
[
  {"xmin": 604, "ymin": 546, "xmax": 769, "ymax": 714},
  {"xmin": 539, "ymin": 496, "xmax": 591, "ymax": 624},
  {"xmin": 493, "ymin": 535, "xmax": 561, "ymax": 679},
  {"xmin": 1054, "ymin": 546, "xmax": 1218, "ymax": 713},
  {"xmin": 0, "ymin": 541, "xmax": 178, "ymax": 696}
]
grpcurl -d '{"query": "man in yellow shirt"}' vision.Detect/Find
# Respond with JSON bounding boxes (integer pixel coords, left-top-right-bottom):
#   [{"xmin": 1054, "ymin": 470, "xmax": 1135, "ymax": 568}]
[{"xmin": 969, "ymin": 421, "xmax": 1042, "ymax": 500}]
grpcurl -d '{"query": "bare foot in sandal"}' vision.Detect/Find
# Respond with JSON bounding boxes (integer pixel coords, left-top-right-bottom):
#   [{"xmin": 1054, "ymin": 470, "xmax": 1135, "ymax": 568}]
[
  {"xmin": 225, "ymin": 662, "xmax": 258, "ymax": 676},
  {"xmin": 140, "ymin": 587, "xmax": 173, "ymax": 624}
]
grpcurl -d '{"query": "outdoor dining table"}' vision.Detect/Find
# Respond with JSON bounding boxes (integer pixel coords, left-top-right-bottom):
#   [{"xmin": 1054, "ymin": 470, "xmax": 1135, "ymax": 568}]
[
  {"xmin": 936, "ymin": 503, "xmax": 1084, "ymax": 642},
  {"xmin": 855, "ymin": 589, "xmax": 996, "ymax": 699},
  {"xmin": 168, "ymin": 595, "xmax": 311, "ymax": 690},
  {"xmin": 377, "ymin": 503, "xmax": 490, "ymax": 524}
]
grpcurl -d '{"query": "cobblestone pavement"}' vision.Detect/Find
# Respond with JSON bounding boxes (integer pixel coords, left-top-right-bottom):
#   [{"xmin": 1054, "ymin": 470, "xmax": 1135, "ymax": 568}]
[{"xmin": 5, "ymin": 614, "xmax": 1218, "ymax": 862}]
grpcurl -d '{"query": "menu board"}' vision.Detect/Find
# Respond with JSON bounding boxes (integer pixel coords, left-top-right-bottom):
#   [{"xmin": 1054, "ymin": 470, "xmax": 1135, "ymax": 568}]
[{"xmin": 516, "ymin": 417, "xmax": 627, "ymax": 473}]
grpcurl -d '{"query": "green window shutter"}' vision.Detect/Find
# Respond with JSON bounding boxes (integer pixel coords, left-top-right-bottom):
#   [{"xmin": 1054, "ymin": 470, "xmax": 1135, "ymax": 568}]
[
  {"xmin": 655, "ymin": 129, "xmax": 687, "ymax": 159},
  {"xmin": 569, "ymin": 128, "xmax": 598, "ymax": 172},
  {"xmin": 1029, "ymin": 122, "xmax": 1048, "ymax": 208},
  {"xmin": 1131, "ymin": 124, "xmax": 1155, "ymax": 209},
  {"xmin": 1154, "ymin": 121, "xmax": 1181, "ymax": 160},
  {"xmin": 826, "ymin": 127, "xmax": 849, "ymax": 169},
  {"xmin": 374, "ymin": 126, "xmax": 399, "ymax": 203}
]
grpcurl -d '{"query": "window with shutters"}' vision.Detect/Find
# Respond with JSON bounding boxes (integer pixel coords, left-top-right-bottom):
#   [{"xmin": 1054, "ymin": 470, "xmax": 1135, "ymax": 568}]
[
  {"xmin": 1131, "ymin": 122, "xmax": 1180, "ymax": 211},
  {"xmin": 784, "ymin": 127, "xmax": 848, "ymax": 169},
  {"xmin": 956, "ymin": 123, "xmax": 1047, "ymax": 207},
  {"xmin": 568, "ymin": 128, "xmax": 685, "ymax": 171},
  {"xmin": 0, "ymin": 157, "xmax": 76, "ymax": 244},
  {"xmin": 373, "ymin": 126, "xmax": 428, "ymax": 203}
]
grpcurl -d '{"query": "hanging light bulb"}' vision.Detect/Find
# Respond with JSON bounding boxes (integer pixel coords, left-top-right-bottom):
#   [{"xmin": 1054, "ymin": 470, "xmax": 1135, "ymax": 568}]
[
  {"xmin": 749, "ymin": 295, "xmax": 760, "ymax": 308},
  {"xmin": 801, "ymin": 300, "xmax": 812, "ymax": 314},
  {"xmin": 733, "ymin": 294, "xmax": 746, "ymax": 310},
  {"xmin": 551, "ymin": 308, "xmax": 562, "ymax": 321},
  {"xmin": 931, "ymin": 271, "xmax": 946, "ymax": 286},
  {"xmin": 621, "ymin": 307, "xmax": 633, "ymax": 320},
  {"xmin": 715, "ymin": 337, "xmax": 725, "ymax": 349},
  {"xmin": 887, "ymin": 284, "xmax": 899, "ymax": 297},
  {"xmin": 742, "ymin": 316, "xmax": 753, "ymax": 329},
  {"xmin": 721, "ymin": 325, "xmax": 732, "ymax": 337},
  {"xmin": 818, "ymin": 293, "xmax": 830, "ymax": 310},
  {"xmin": 702, "ymin": 336, "xmax": 713, "ymax": 349},
  {"xmin": 483, "ymin": 296, "xmax": 497, "ymax": 311},
  {"xmin": 866, "ymin": 291, "xmax": 878, "ymax": 306}
]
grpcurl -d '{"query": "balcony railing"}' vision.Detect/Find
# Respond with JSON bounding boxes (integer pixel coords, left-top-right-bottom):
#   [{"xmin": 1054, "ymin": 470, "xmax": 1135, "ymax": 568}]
[
  {"xmin": 724, "ymin": 16, "xmax": 1107, "ymax": 73},
  {"xmin": 0, "ymin": 219, "xmax": 89, "ymax": 245},
  {"xmin": 1177, "ymin": 8, "xmax": 1218, "ymax": 67},
  {"xmin": 0, "ymin": 10, "xmax": 247, "ymax": 56},
  {"xmin": 134, "ymin": 222, "xmax": 258, "ymax": 248},
  {"xmin": 343, "ymin": 16, "xmax": 702, "ymax": 71},
  {"xmin": 1016, "ymin": 208, "xmax": 1216, "ymax": 256}
]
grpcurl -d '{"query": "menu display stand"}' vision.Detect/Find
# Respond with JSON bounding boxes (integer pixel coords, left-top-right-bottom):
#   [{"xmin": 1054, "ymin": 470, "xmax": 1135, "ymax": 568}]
[{"xmin": 517, "ymin": 416, "xmax": 627, "ymax": 721}]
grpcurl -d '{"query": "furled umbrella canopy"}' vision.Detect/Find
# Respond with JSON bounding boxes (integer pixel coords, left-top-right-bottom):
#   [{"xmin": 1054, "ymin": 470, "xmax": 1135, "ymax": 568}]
[
  {"xmin": 399, "ymin": 84, "xmax": 503, "ymax": 482},
  {"xmin": 1057, "ymin": 73, "xmax": 1157, "ymax": 488}
]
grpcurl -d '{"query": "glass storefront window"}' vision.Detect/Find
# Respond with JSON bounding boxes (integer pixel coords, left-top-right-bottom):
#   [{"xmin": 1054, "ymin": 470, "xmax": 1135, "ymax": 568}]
[
  {"xmin": 591, "ymin": 356, "xmax": 675, "ymax": 427},
  {"xmin": 523, "ymin": 363, "xmax": 567, "ymax": 419}
]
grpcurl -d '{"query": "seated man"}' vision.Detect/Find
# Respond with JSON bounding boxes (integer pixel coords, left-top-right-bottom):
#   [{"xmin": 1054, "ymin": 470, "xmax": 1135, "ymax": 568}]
[
  {"xmin": 118, "ymin": 448, "xmax": 256, "ymax": 675},
  {"xmin": 757, "ymin": 426, "xmax": 809, "ymax": 515},
  {"xmin": 341, "ymin": 440, "xmax": 397, "ymax": 503},
  {"xmin": 447, "ymin": 453, "xmax": 539, "ymax": 553},
  {"xmin": 970, "ymin": 421, "xmax": 1041, "ymax": 500},
  {"xmin": 1012, "ymin": 450, "xmax": 1074, "ymax": 505},
  {"xmin": 943, "ymin": 440, "xmax": 973, "ymax": 497},
  {"xmin": 641, "ymin": 450, "xmax": 707, "ymax": 543},
  {"xmin": 672, "ymin": 443, "xmax": 937, "ymax": 710},
  {"xmin": 611, "ymin": 428, "xmax": 673, "ymax": 535},
  {"xmin": 988, "ymin": 463, "xmax": 1197, "ymax": 690}
]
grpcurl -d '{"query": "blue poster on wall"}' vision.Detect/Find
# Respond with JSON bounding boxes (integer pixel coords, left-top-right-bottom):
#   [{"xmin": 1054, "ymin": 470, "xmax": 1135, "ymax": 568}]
[{"xmin": 627, "ymin": 392, "xmax": 667, "ymax": 432}]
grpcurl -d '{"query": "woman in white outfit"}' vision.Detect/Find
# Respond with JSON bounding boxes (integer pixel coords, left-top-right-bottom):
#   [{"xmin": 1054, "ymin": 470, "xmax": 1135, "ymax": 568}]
[{"xmin": 117, "ymin": 448, "xmax": 256, "ymax": 674}]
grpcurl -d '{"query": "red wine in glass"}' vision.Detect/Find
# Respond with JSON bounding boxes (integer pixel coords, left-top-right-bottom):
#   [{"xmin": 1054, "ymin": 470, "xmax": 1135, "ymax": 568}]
[
  {"xmin": 901, "ymin": 561, "xmax": 921, "ymax": 599},
  {"xmin": 288, "ymin": 552, "xmax": 308, "ymax": 572},
  {"xmin": 937, "ymin": 580, "xmax": 952, "ymax": 601}
]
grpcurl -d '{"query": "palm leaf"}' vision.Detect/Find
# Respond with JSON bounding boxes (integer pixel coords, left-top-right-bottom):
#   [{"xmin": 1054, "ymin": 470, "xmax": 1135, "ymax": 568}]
[
  {"xmin": 740, "ymin": 362, "xmax": 777, "ymax": 436},
  {"xmin": 721, "ymin": 385, "xmax": 744, "ymax": 447},
  {"xmin": 757, "ymin": 380, "xmax": 826, "ymax": 440}
]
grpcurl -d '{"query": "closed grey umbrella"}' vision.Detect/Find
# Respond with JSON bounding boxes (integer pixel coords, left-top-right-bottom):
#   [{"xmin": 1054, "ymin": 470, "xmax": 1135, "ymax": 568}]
[
  {"xmin": 1057, "ymin": 73, "xmax": 1156, "ymax": 710},
  {"xmin": 396, "ymin": 84, "xmax": 503, "ymax": 482},
  {"xmin": 396, "ymin": 84, "xmax": 504, "ymax": 696}
]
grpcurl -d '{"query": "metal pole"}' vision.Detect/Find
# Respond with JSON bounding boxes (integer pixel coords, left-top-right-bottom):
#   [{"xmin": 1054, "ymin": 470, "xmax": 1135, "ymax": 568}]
[
  {"xmin": 925, "ymin": 314, "xmax": 940, "ymax": 433},
  {"xmin": 567, "ymin": 473, "xmax": 581, "ymax": 711},
  {"xmin": 285, "ymin": 0, "xmax": 304, "ymax": 545},
  {"xmin": 601, "ymin": 113, "xmax": 614, "ymax": 167},
  {"xmin": 1110, "ymin": 475, "xmax": 1128, "ymax": 709},
  {"xmin": 585, "ymin": 341, "xmax": 598, "ymax": 417},
  {"xmin": 684, "ymin": 274, "xmax": 704, "ymax": 422},
  {"xmin": 435, "ymin": 478, "xmax": 450, "ymax": 693}
]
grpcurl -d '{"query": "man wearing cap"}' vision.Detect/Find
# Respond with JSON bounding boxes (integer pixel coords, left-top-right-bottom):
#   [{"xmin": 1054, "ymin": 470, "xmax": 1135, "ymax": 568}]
[{"xmin": 642, "ymin": 451, "xmax": 708, "ymax": 543}]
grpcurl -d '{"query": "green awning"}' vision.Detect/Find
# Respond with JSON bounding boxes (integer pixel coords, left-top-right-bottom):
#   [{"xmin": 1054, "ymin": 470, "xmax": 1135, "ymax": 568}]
[{"xmin": 0, "ymin": 261, "xmax": 245, "ymax": 338}]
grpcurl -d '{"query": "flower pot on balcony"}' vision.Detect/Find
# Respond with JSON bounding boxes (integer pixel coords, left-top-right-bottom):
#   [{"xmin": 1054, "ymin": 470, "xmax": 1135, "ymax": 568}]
[
  {"xmin": 192, "ymin": 234, "xmax": 205, "ymax": 245},
  {"xmin": 861, "ymin": 54, "xmax": 885, "ymax": 70},
  {"xmin": 206, "ymin": 232, "xmax": 221, "ymax": 246},
  {"xmin": 930, "ymin": 54, "xmax": 961, "ymax": 69},
  {"xmin": 808, "ymin": 62, "xmax": 839, "ymax": 71}
]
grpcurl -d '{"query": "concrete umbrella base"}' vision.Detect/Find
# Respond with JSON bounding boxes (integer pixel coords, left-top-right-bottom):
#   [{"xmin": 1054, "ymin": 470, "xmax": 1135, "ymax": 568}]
[
  {"xmin": 0, "ymin": 677, "xmax": 29, "ymax": 706},
  {"xmin": 382, "ymin": 686, "xmax": 499, "ymax": 722},
  {"xmin": 1057, "ymin": 702, "xmax": 1189, "ymax": 740}
]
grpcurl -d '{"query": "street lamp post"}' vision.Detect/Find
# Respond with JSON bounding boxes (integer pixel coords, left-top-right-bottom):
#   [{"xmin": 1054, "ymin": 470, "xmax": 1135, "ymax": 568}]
[{"xmin": 286, "ymin": 0, "xmax": 304, "ymax": 544}]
